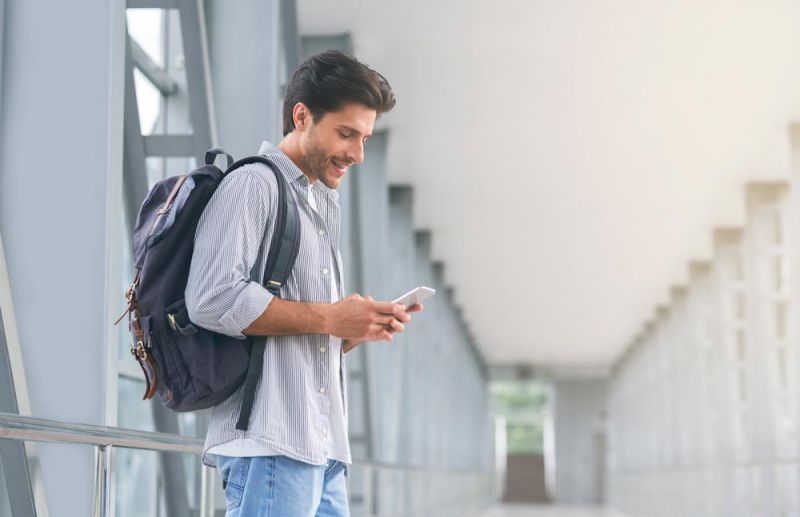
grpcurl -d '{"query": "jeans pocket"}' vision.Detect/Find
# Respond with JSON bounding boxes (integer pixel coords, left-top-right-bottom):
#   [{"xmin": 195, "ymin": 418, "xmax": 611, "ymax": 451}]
[{"xmin": 218, "ymin": 456, "xmax": 250, "ymax": 511}]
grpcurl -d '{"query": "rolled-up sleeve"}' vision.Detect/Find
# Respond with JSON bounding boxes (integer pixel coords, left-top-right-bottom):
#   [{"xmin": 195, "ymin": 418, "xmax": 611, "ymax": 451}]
[{"xmin": 185, "ymin": 168, "xmax": 274, "ymax": 338}]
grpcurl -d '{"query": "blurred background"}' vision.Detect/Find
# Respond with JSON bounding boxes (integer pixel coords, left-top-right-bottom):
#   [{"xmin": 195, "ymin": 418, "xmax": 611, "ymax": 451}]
[{"xmin": 3, "ymin": 0, "xmax": 800, "ymax": 516}]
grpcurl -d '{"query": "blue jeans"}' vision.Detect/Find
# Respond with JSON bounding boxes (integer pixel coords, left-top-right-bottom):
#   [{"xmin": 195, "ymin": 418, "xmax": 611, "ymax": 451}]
[{"xmin": 214, "ymin": 455, "xmax": 350, "ymax": 517}]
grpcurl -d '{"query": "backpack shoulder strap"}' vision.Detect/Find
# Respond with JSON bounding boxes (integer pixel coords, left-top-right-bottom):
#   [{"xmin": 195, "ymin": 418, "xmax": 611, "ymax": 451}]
[{"xmin": 224, "ymin": 155, "xmax": 302, "ymax": 431}]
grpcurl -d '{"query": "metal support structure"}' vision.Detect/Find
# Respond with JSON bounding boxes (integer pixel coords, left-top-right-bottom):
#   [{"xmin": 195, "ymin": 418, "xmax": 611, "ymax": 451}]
[
  {"xmin": 92, "ymin": 446, "xmax": 113, "ymax": 517},
  {"xmin": 299, "ymin": 35, "xmax": 378, "ymax": 473},
  {"xmin": 0, "ymin": 233, "xmax": 49, "ymax": 517},
  {"xmin": 0, "ymin": 412, "xmax": 215, "ymax": 517},
  {"xmin": 302, "ymin": 33, "xmax": 353, "ymax": 58},
  {"xmin": 130, "ymin": 37, "xmax": 178, "ymax": 96},
  {"xmin": 1, "ymin": 411, "xmax": 494, "ymax": 517},
  {"xmin": 279, "ymin": 0, "xmax": 302, "ymax": 73},
  {"xmin": 143, "ymin": 134, "xmax": 195, "ymax": 157},
  {"xmin": 348, "ymin": 130, "xmax": 392, "ymax": 466},
  {"xmin": 205, "ymin": 0, "xmax": 281, "ymax": 156},
  {"xmin": 123, "ymin": 31, "xmax": 150, "ymax": 231},
  {"xmin": 0, "ymin": 0, "xmax": 5, "ymax": 127},
  {"xmin": 177, "ymin": 0, "xmax": 217, "ymax": 160},
  {"xmin": 124, "ymin": 3, "xmax": 218, "ymax": 515},
  {"xmin": 151, "ymin": 405, "xmax": 191, "ymax": 517},
  {"xmin": 0, "ymin": 315, "xmax": 36, "ymax": 517},
  {"xmin": 198, "ymin": 464, "xmax": 215, "ymax": 517},
  {"xmin": 127, "ymin": 0, "xmax": 177, "ymax": 7}
]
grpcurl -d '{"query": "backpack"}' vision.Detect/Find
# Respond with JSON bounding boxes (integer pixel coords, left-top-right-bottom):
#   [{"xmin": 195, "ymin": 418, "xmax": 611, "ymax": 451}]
[{"xmin": 116, "ymin": 148, "xmax": 301, "ymax": 431}]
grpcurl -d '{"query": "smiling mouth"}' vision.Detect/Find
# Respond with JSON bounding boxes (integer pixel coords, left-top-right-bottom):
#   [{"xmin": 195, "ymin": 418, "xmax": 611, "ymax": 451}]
[{"xmin": 330, "ymin": 158, "xmax": 351, "ymax": 174}]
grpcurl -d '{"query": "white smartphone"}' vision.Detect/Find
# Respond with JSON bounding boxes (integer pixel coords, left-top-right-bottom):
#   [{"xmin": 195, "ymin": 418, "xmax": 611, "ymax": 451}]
[{"xmin": 391, "ymin": 286, "xmax": 436, "ymax": 306}]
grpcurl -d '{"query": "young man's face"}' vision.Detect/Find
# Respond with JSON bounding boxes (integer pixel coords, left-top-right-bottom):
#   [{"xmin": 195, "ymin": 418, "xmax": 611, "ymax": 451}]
[{"xmin": 299, "ymin": 102, "xmax": 377, "ymax": 190}]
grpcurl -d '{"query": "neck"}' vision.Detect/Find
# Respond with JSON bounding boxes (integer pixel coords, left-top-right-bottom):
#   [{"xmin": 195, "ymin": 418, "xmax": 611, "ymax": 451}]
[{"xmin": 278, "ymin": 133, "xmax": 317, "ymax": 184}]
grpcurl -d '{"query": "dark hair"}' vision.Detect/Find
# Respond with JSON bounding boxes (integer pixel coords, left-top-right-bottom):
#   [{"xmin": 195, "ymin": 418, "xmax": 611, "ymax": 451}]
[{"xmin": 282, "ymin": 50, "xmax": 396, "ymax": 136}]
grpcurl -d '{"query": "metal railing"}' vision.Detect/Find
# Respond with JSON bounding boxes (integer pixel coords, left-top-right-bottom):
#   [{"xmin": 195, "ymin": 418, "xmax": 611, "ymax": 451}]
[
  {"xmin": 351, "ymin": 462, "xmax": 496, "ymax": 517},
  {"xmin": 0, "ymin": 412, "xmax": 497, "ymax": 517},
  {"xmin": 0, "ymin": 412, "xmax": 212, "ymax": 517}
]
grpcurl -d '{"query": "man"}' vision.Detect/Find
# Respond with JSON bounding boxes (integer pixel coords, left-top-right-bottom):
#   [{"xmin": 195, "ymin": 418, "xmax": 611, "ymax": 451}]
[{"xmin": 185, "ymin": 50, "xmax": 421, "ymax": 516}]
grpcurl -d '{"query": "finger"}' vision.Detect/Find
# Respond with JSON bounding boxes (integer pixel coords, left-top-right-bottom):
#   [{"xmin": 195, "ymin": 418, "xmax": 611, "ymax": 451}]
[
  {"xmin": 388, "ymin": 319, "xmax": 405, "ymax": 332},
  {"xmin": 405, "ymin": 303, "xmax": 423, "ymax": 313},
  {"xmin": 368, "ymin": 323, "xmax": 392, "ymax": 339},
  {"xmin": 373, "ymin": 315, "xmax": 397, "ymax": 325},
  {"xmin": 365, "ymin": 295, "xmax": 375, "ymax": 301},
  {"xmin": 374, "ymin": 301, "xmax": 407, "ymax": 314},
  {"xmin": 395, "ymin": 313, "xmax": 411, "ymax": 323},
  {"xmin": 366, "ymin": 326, "xmax": 392, "ymax": 341},
  {"xmin": 381, "ymin": 330, "xmax": 393, "ymax": 341}
]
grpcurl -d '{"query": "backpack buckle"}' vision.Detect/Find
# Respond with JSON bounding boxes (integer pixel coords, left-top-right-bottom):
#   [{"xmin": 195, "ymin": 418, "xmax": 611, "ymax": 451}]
[{"xmin": 167, "ymin": 313, "xmax": 177, "ymax": 331}]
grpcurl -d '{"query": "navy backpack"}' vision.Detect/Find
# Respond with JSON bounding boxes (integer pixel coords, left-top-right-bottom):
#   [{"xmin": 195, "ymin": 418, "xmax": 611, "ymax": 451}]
[{"xmin": 116, "ymin": 148, "xmax": 301, "ymax": 431}]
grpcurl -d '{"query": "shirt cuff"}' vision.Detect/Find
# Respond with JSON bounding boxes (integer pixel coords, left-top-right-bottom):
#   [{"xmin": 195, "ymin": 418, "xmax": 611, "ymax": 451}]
[{"xmin": 219, "ymin": 281, "xmax": 274, "ymax": 338}]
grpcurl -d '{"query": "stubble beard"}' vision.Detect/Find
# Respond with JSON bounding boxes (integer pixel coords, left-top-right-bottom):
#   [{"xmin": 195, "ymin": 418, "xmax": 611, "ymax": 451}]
[{"xmin": 299, "ymin": 123, "xmax": 328, "ymax": 184}]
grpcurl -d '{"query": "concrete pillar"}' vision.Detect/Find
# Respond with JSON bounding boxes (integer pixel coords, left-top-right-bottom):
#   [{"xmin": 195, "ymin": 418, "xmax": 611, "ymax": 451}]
[
  {"xmin": 551, "ymin": 378, "xmax": 607, "ymax": 505},
  {"xmin": 0, "ymin": 1, "xmax": 126, "ymax": 516},
  {"xmin": 205, "ymin": 0, "xmax": 281, "ymax": 157}
]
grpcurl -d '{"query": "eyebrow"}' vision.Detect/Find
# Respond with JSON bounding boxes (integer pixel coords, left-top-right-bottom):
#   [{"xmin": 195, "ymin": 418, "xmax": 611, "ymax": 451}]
[{"xmin": 338, "ymin": 125, "xmax": 371, "ymax": 139}]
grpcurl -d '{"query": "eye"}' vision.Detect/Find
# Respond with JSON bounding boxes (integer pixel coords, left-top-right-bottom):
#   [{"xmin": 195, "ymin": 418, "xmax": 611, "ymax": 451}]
[{"xmin": 338, "ymin": 130, "xmax": 353, "ymax": 139}]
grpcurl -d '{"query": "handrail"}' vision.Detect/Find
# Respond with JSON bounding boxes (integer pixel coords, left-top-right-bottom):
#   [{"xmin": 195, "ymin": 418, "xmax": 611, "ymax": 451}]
[
  {"xmin": 0, "ymin": 412, "xmax": 493, "ymax": 476},
  {"xmin": 0, "ymin": 412, "xmax": 496, "ymax": 517},
  {"xmin": 0, "ymin": 411, "xmax": 209, "ymax": 517},
  {"xmin": 0, "ymin": 412, "xmax": 203, "ymax": 453}
]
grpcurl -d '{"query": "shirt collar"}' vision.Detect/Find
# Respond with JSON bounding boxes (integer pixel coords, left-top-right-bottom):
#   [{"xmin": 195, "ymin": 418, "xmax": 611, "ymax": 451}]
[{"xmin": 257, "ymin": 141, "xmax": 339, "ymax": 201}]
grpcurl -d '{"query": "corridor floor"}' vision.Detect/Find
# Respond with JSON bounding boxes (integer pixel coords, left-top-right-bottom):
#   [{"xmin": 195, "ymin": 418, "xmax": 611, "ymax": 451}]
[{"xmin": 480, "ymin": 505, "xmax": 634, "ymax": 517}]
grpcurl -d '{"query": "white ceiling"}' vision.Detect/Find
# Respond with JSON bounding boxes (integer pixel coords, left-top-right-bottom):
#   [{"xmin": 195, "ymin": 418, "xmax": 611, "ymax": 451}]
[{"xmin": 298, "ymin": 0, "xmax": 800, "ymax": 370}]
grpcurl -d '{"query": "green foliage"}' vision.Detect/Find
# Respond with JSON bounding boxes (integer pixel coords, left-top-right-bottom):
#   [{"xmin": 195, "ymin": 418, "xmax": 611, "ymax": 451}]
[
  {"xmin": 506, "ymin": 422, "xmax": 544, "ymax": 454},
  {"xmin": 490, "ymin": 380, "xmax": 548, "ymax": 454}
]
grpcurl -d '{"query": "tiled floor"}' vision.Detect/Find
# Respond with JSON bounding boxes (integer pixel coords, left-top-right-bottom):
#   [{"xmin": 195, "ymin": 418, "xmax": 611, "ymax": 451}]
[{"xmin": 480, "ymin": 505, "xmax": 634, "ymax": 517}]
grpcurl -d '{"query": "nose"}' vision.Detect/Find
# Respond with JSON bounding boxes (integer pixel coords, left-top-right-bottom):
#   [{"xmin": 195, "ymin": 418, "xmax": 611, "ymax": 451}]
[{"xmin": 347, "ymin": 140, "xmax": 365, "ymax": 165}]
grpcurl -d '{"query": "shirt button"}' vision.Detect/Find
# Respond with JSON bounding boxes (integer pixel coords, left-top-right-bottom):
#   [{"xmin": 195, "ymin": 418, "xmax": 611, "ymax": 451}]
[
  {"xmin": 320, "ymin": 346, "xmax": 327, "ymax": 353},
  {"xmin": 318, "ymin": 229, "xmax": 325, "ymax": 236},
  {"xmin": 322, "ymin": 428, "xmax": 328, "ymax": 436},
  {"xmin": 319, "ymin": 387, "xmax": 326, "ymax": 394},
  {"xmin": 322, "ymin": 268, "xmax": 329, "ymax": 275}
]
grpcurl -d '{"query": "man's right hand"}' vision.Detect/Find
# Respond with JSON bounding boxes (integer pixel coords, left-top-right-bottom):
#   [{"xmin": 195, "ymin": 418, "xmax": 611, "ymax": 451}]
[{"xmin": 327, "ymin": 294, "xmax": 407, "ymax": 342}]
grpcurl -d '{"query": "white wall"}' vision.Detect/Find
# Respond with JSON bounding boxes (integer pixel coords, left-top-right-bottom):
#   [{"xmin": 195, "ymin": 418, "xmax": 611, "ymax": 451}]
[
  {"xmin": 551, "ymin": 378, "xmax": 607, "ymax": 504},
  {"xmin": 607, "ymin": 170, "xmax": 800, "ymax": 515}
]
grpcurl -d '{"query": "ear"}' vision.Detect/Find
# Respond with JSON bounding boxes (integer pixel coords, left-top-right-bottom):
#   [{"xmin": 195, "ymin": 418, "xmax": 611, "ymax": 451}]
[{"xmin": 293, "ymin": 102, "xmax": 311, "ymax": 131}]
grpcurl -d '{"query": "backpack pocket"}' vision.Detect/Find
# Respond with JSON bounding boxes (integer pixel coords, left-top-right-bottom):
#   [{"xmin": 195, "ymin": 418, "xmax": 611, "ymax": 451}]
[
  {"xmin": 162, "ymin": 298, "xmax": 250, "ymax": 411},
  {"xmin": 165, "ymin": 299, "xmax": 199, "ymax": 336},
  {"xmin": 163, "ymin": 299, "xmax": 215, "ymax": 404}
]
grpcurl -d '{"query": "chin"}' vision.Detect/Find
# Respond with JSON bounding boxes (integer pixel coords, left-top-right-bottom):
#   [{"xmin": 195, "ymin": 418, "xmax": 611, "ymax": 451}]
[{"xmin": 322, "ymin": 177, "xmax": 342, "ymax": 189}]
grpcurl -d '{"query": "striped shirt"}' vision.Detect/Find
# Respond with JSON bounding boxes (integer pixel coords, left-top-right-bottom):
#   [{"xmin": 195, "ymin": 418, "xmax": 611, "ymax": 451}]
[{"xmin": 185, "ymin": 141, "xmax": 351, "ymax": 468}]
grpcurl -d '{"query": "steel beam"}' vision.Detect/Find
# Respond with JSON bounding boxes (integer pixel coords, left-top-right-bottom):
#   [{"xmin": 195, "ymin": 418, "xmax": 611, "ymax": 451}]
[
  {"xmin": 123, "ymin": 11, "xmax": 196, "ymax": 517},
  {"xmin": 123, "ymin": 32, "xmax": 151, "ymax": 233},
  {"xmin": 177, "ymin": 0, "xmax": 217, "ymax": 161},
  {"xmin": 0, "ymin": 315, "xmax": 36, "ymax": 517},
  {"xmin": 130, "ymin": 37, "xmax": 178, "ymax": 96},
  {"xmin": 279, "ymin": 0, "xmax": 302, "ymax": 73},
  {"xmin": 143, "ymin": 134, "xmax": 194, "ymax": 157},
  {"xmin": 126, "ymin": 0, "xmax": 177, "ymax": 8},
  {"xmin": 0, "ymin": 0, "xmax": 5, "ymax": 129},
  {"xmin": 0, "ymin": 233, "xmax": 49, "ymax": 517},
  {"xmin": 301, "ymin": 33, "xmax": 353, "ymax": 58},
  {"xmin": 151, "ymin": 404, "xmax": 191, "ymax": 517},
  {"xmin": 205, "ymin": 0, "xmax": 281, "ymax": 156}
]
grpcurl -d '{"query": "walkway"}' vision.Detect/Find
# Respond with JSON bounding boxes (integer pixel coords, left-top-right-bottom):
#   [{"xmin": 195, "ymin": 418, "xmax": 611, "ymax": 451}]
[{"xmin": 480, "ymin": 505, "xmax": 635, "ymax": 517}]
